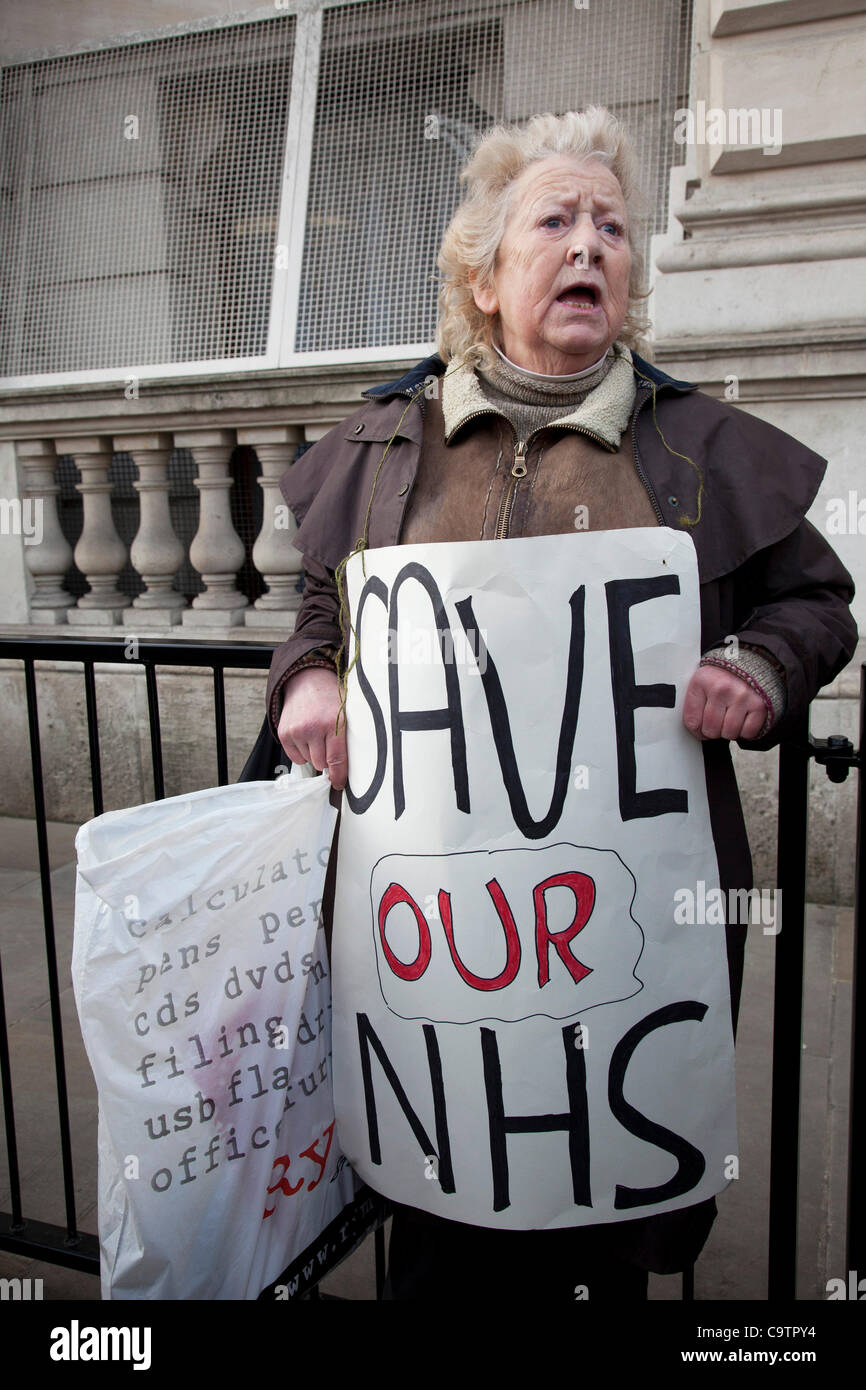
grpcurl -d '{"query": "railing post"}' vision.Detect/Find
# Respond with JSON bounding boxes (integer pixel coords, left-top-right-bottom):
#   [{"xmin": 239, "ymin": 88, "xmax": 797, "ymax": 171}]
[
  {"xmin": 846, "ymin": 665, "xmax": 866, "ymax": 1277},
  {"xmin": 116, "ymin": 432, "xmax": 186, "ymax": 626},
  {"xmin": 237, "ymin": 426, "xmax": 304, "ymax": 628},
  {"xmin": 16, "ymin": 439, "xmax": 75, "ymax": 623},
  {"xmin": 177, "ymin": 429, "xmax": 249, "ymax": 626},
  {"xmin": 0, "ymin": 637, "xmax": 279, "ymax": 1279},
  {"xmin": 66, "ymin": 436, "xmax": 128, "ymax": 624},
  {"xmin": 768, "ymin": 710, "xmax": 810, "ymax": 1301}
]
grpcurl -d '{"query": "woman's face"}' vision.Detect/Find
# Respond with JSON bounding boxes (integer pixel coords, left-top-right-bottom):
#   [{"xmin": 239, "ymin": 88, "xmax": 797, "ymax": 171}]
[{"xmin": 472, "ymin": 155, "xmax": 632, "ymax": 375}]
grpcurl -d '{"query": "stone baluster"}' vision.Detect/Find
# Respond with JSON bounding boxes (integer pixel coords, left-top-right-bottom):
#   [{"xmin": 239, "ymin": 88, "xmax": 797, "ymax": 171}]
[
  {"xmin": 15, "ymin": 439, "xmax": 75, "ymax": 623},
  {"xmin": 66, "ymin": 437, "xmax": 127, "ymax": 625},
  {"xmin": 236, "ymin": 426, "xmax": 304, "ymax": 629},
  {"xmin": 115, "ymin": 432, "xmax": 186, "ymax": 626},
  {"xmin": 175, "ymin": 429, "xmax": 248, "ymax": 625}
]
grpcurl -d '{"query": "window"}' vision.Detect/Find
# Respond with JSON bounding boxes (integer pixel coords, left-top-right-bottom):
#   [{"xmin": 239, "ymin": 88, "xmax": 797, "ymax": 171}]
[
  {"xmin": 0, "ymin": 16, "xmax": 295, "ymax": 377},
  {"xmin": 0, "ymin": 0, "xmax": 692, "ymax": 384}
]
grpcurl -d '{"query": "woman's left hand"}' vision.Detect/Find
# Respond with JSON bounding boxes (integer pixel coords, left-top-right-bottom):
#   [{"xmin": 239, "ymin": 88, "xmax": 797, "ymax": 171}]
[{"xmin": 682, "ymin": 665, "xmax": 769, "ymax": 742}]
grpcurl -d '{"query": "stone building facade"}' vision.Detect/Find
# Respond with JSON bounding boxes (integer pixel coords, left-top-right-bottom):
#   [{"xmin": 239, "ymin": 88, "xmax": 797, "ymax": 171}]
[{"xmin": 0, "ymin": 0, "xmax": 862, "ymax": 901}]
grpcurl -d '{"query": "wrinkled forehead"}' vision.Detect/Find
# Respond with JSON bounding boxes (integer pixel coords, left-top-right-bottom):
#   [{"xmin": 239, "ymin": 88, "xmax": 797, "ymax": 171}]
[{"xmin": 506, "ymin": 155, "xmax": 627, "ymax": 221}]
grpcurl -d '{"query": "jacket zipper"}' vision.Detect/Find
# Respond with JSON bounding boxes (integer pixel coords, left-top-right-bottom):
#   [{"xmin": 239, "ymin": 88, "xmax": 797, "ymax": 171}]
[
  {"xmin": 401, "ymin": 400, "xmax": 531, "ymax": 540},
  {"xmin": 399, "ymin": 386, "xmax": 427, "ymax": 415},
  {"xmin": 494, "ymin": 439, "xmax": 528, "ymax": 539},
  {"xmin": 398, "ymin": 382, "xmax": 667, "ymax": 535},
  {"xmin": 494, "ymin": 422, "xmax": 618, "ymax": 541}
]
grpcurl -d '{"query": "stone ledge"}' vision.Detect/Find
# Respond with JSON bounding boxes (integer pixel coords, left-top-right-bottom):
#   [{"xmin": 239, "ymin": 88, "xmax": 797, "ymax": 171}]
[
  {"xmin": 0, "ymin": 622, "xmax": 290, "ymax": 646},
  {"xmin": 0, "ymin": 358, "xmax": 422, "ymax": 442},
  {"xmin": 0, "ymin": 657, "xmax": 270, "ymax": 678},
  {"xmin": 711, "ymin": 0, "xmax": 865, "ymax": 38},
  {"xmin": 651, "ymin": 330, "xmax": 866, "ymax": 398}
]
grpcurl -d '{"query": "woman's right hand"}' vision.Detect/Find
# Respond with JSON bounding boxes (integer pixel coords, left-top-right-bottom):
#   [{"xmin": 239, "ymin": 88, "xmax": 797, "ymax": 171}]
[{"xmin": 276, "ymin": 666, "xmax": 348, "ymax": 789}]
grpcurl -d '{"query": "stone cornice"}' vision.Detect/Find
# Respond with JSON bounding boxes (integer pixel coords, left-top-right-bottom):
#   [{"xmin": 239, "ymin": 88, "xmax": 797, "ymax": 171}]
[
  {"xmin": 657, "ymin": 178, "xmax": 866, "ymax": 271},
  {"xmin": 656, "ymin": 228, "xmax": 866, "ymax": 272},
  {"xmin": 652, "ymin": 329, "xmax": 866, "ymax": 398},
  {"xmin": 1, "ymin": 337, "xmax": 862, "ymax": 442},
  {"xmin": 710, "ymin": 0, "xmax": 866, "ymax": 39},
  {"xmin": 0, "ymin": 358, "xmax": 421, "ymax": 443},
  {"xmin": 671, "ymin": 183, "xmax": 866, "ymax": 231}
]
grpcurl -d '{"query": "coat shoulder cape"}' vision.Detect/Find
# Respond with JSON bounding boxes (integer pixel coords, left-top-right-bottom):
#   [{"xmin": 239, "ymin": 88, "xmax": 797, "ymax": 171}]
[{"xmin": 280, "ymin": 353, "xmax": 828, "ymax": 583}]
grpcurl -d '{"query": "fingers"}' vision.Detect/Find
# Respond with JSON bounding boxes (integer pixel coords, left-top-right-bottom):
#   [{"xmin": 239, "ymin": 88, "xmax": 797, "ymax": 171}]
[
  {"xmin": 276, "ymin": 667, "xmax": 348, "ymax": 782},
  {"xmin": 278, "ymin": 734, "xmax": 310, "ymax": 766},
  {"xmin": 682, "ymin": 667, "xmax": 769, "ymax": 741},
  {"xmin": 324, "ymin": 728, "xmax": 348, "ymax": 790},
  {"xmin": 302, "ymin": 717, "xmax": 347, "ymax": 786},
  {"xmin": 275, "ymin": 711, "xmax": 312, "ymax": 766},
  {"xmin": 278, "ymin": 724, "xmax": 343, "ymax": 779},
  {"xmin": 681, "ymin": 682, "xmax": 708, "ymax": 740},
  {"xmin": 276, "ymin": 711, "xmax": 312, "ymax": 766},
  {"xmin": 737, "ymin": 706, "xmax": 770, "ymax": 741}
]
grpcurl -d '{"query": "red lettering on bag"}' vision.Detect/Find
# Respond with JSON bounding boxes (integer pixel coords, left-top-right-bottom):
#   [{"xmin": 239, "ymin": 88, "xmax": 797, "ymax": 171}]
[
  {"xmin": 298, "ymin": 1120, "xmax": 335, "ymax": 1191},
  {"xmin": 263, "ymin": 1153, "xmax": 304, "ymax": 1218},
  {"xmin": 261, "ymin": 1120, "xmax": 339, "ymax": 1218}
]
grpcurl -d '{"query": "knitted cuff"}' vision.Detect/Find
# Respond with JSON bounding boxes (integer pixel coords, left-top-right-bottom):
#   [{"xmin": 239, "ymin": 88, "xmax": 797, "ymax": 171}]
[
  {"xmin": 699, "ymin": 642, "xmax": 787, "ymax": 738},
  {"xmin": 289, "ymin": 646, "xmax": 339, "ymax": 677},
  {"xmin": 269, "ymin": 646, "xmax": 339, "ymax": 729}
]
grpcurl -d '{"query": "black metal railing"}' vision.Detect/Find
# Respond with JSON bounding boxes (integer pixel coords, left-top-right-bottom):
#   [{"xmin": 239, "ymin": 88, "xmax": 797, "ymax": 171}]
[
  {"xmin": 0, "ymin": 636, "xmax": 861, "ymax": 1300},
  {"xmin": 767, "ymin": 693, "xmax": 863, "ymax": 1299},
  {"xmin": 0, "ymin": 635, "xmax": 388, "ymax": 1296}
]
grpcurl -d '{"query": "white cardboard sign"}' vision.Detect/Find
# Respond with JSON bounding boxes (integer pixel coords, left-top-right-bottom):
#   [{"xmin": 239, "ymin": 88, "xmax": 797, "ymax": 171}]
[{"xmin": 331, "ymin": 529, "xmax": 737, "ymax": 1230}]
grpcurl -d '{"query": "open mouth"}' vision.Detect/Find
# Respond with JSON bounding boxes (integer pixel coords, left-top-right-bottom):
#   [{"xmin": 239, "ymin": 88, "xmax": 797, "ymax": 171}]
[{"xmin": 556, "ymin": 284, "xmax": 600, "ymax": 311}]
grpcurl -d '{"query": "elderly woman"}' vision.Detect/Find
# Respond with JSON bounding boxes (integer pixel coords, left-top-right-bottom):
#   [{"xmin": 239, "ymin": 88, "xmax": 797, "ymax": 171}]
[{"xmin": 264, "ymin": 108, "xmax": 856, "ymax": 1300}]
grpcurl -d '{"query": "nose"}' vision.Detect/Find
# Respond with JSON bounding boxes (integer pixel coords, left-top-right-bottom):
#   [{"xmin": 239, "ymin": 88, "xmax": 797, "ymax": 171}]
[{"xmin": 568, "ymin": 215, "xmax": 604, "ymax": 267}]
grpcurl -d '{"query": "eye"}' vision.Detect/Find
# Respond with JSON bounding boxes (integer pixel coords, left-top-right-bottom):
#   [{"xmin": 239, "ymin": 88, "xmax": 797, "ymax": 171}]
[
  {"xmin": 601, "ymin": 218, "xmax": 625, "ymax": 237},
  {"xmin": 541, "ymin": 215, "xmax": 565, "ymax": 229}
]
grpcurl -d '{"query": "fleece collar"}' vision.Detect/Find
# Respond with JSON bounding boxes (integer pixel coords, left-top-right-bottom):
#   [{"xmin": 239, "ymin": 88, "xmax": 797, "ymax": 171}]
[
  {"xmin": 361, "ymin": 347, "xmax": 697, "ymax": 405},
  {"xmin": 440, "ymin": 341, "xmax": 637, "ymax": 450}
]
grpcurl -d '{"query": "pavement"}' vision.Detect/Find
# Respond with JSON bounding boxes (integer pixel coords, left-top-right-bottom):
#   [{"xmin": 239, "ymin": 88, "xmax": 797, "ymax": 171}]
[{"xmin": 0, "ymin": 814, "xmax": 853, "ymax": 1302}]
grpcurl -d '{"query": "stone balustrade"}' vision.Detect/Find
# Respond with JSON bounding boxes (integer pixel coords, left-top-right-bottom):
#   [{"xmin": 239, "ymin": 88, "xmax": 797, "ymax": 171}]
[
  {"xmin": 0, "ymin": 358, "xmax": 417, "ymax": 640},
  {"xmin": 12, "ymin": 424, "xmax": 307, "ymax": 635}
]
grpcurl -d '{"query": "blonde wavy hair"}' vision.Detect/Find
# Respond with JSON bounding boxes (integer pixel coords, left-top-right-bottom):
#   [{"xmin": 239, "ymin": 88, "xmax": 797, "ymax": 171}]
[{"xmin": 436, "ymin": 107, "xmax": 653, "ymax": 370}]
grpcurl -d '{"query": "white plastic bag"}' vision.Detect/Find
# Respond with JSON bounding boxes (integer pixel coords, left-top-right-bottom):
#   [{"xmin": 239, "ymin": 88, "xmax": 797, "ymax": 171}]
[{"xmin": 72, "ymin": 771, "xmax": 356, "ymax": 1300}]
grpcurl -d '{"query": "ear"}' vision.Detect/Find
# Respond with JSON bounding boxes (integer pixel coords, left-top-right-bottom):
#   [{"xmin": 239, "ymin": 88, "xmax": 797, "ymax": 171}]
[{"xmin": 469, "ymin": 271, "xmax": 499, "ymax": 317}]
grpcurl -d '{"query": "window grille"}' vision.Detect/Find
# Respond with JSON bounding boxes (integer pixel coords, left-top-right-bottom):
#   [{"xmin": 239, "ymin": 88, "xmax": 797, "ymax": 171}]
[
  {"xmin": 0, "ymin": 15, "xmax": 295, "ymax": 377},
  {"xmin": 1, "ymin": 0, "xmax": 691, "ymax": 382},
  {"xmin": 298, "ymin": 0, "xmax": 690, "ymax": 355}
]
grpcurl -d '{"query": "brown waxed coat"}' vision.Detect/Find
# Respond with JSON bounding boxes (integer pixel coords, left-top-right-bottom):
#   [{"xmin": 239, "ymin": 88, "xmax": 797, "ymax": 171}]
[
  {"xmin": 399, "ymin": 385, "xmax": 659, "ymax": 544},
  {"xmin": 265, "ymin": 350, "xmax": 858, "ymax": 1272}
]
